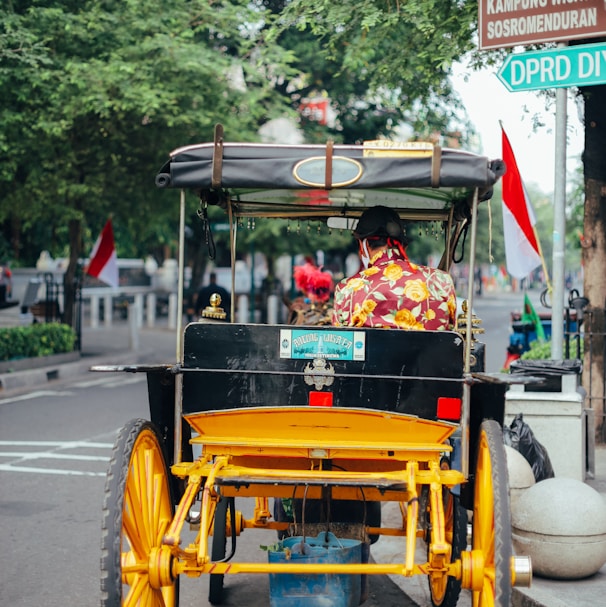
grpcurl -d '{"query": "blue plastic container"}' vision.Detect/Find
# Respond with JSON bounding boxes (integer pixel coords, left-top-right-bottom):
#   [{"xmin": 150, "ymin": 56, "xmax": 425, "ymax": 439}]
[{"xmin": 268, "ymin": 532, "xmax": 362, "ymax": 607}]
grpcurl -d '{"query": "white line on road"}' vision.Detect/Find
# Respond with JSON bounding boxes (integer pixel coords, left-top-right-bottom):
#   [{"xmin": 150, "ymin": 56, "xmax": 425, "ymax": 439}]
[
  {"xmin": 0, "ymin": 463, "xmax": 106, "ymax": 477},
  {"xmin": 71, "ymin": 375, "xmax": 145, "ymax": 388},
  {"xmin": 0, "ymin": 440, "xmax": 113, "ymax": 448},
  {"xmin": 0, "ymin": 390, "xmax": 75, "ymax": 405},
  {"xmin": 0, "ymin": 452, "xmax": 109, "ymax": 462}
]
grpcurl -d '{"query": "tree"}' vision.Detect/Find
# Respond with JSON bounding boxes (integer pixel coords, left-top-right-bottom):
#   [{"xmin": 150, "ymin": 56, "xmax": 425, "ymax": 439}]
[
  {"xmin": 0, "ymin": 0, "xmax": 293, "ymax": 325},
  {"xmin": 579, "ymin": 82, "xmax": 606, "ymax": 429},
  {"xmin": 276, "ymin": 2, "xmax": 606, "ymax": 436},
  {"xmin": 261, "ymin": 0, "xmax": 478, "ymax": 145}
]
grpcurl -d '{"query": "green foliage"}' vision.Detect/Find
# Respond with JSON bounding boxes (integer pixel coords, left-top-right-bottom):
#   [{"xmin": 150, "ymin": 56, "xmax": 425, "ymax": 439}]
[
  {"xmin": 0, "ymin": 1, "xmax": 294, "ymax": 265},
  {"xmin": 520, "ymin": 339, "xmax": 584, "ymax": 361},
  {"xmin": 0, "ymin": 323, "xmax": 76, "ymax": 361},
  {"xmin": 273, "ymin": 0, "xmax": 478, "ymax": 143},
  {"xmin": 520, "ymin": 340, "xmax": 553, "ymax": 361}
]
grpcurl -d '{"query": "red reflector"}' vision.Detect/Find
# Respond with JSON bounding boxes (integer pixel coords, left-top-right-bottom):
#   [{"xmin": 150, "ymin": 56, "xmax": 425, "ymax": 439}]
[
  {"xmin": 309, "ymin": 391, "xmax": 333, "ymax": 407},
  {"xmin": 437, "ymin": 397, "xmax": 461, "ymax": 420}
]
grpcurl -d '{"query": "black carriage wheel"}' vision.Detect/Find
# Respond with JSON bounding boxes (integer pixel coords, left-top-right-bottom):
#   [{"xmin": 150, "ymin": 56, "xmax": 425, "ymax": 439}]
[
  {"xmin": 208, "ymin": 496, "xmax": 231, "ymax": 605},
  {"xmin": 472, "ymin": 420, "xmax": 512, "ymax": 607},
  {"xmin": 101, "ymin": 418, "xmax": 178, "ymax": 607}
]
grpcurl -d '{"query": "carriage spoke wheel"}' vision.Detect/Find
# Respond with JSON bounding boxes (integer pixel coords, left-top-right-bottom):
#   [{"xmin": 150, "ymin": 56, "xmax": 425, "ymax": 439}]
[
  {"xmin": 101, "ymin": 418, "xmax": 178, "ymax": 606},
  {"xmin": 428, "ymin": 489, "xmax": 467, "ymax": 607},
  {"xmin": 427, "ymin": 454, "xmax": 468, "ymax": 607},
  {"xmin": 472, "ymin": 420, "xmax": 512, "ymax": 607}
]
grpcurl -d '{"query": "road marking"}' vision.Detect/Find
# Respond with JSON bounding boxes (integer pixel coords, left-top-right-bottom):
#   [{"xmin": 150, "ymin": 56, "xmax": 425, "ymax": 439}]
[
  {"xmin": 0, "ymin": 440, "xmax": 113, "ymax": 448},
  {"xmin": 0, "ymin": 452, "xmax": 109, "ymax": 462},
  {"xmin": 0, "ymin": 374, "xmax": 145, "ymax": 404},
  {"xmin": 0, "ymin": 463, "xmax": 106, "ymax": 477},
  {"xmin": 71, "ymin": 375, "xmax": 145, "ymax": 388},
  {"xmin": 0, "ymin": 390, "xmax": 74, "ymax": 405},
  {"xmin": 0, "ymin": 440, "xmax": 112, "ymax": 476}
]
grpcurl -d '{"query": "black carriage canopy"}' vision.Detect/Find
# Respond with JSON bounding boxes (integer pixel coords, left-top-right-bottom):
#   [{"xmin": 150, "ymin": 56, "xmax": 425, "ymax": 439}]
[{"xmin": 155, "ymin": 128, "xmax": 505, "ymax": 222}]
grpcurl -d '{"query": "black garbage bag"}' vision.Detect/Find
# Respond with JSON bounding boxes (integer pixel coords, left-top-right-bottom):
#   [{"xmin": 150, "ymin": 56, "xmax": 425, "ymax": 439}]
[{"xmin": 503, "ymin": 413, "xmax": 555, "ymax": 482}]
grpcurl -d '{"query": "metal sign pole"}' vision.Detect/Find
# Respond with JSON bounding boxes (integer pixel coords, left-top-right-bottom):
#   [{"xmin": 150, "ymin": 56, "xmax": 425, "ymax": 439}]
[{"xmin": 551, "ymin": 45, "xmax": 568, "ymax": 359}]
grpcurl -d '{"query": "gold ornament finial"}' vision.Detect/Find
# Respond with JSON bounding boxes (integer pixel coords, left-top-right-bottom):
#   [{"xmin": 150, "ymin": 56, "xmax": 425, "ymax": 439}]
[{"xmin": 201, "ymin": 292, "xmax": 226, "ymax": 320}]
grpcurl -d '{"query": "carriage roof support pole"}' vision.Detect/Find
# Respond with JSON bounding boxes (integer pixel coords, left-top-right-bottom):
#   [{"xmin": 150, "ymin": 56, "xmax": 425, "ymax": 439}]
[
  {"xmin": 460, "ymin": 187, "xmax": 480, "ymax": 479},
  {"xmin": 438, "ymin": 205, "xmax": 455, "ymax": 272},
  {"xmin": 176, "ymin": 189, "xmax": 186, "ymax": 361},
  {"xmin": 173, "ymin": 188, "xmax": 187, "ymax": 465},
  {"xmin": 228, "ymin": 199, "xmax": 236, "ymax": 322}
]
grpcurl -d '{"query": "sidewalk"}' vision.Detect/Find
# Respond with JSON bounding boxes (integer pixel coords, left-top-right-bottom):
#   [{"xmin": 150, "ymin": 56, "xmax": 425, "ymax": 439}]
[
  {"xmin": 372, "ymin": 447, "xmax": 606, "ymax": 607},
  {"xmin": 1, "ymin": 316, "xmax": 605, "ymax": 607},
  {"xmin": 0, "ymin": 315, "xmax": 179, "ymax": 393}
]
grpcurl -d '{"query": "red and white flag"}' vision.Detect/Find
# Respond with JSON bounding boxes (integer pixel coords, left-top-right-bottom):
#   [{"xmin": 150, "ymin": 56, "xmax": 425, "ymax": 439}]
[
  {"xmin": 86, "ymin": 219, "xmax": 119, "ymax": 288},
  {"xmin": 501, "ymin": 125, "xmax": 542, "ymax": 280}
]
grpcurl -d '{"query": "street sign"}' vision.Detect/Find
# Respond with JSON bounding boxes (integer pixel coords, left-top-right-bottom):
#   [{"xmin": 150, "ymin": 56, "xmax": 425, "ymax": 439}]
[
  {"xmin": 479, "ymin": 0, "xmax": 606, "ymax": 50},
  {"xmin": 497, "ymin": 42, "xmax": 606, "ymax": 92}
]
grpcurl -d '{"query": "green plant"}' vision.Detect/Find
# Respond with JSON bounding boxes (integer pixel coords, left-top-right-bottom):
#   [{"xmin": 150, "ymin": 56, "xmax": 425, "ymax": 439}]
[
  {"xmin": 520, "ymin": 339, "xmax": 584, "ymax": 361},
  {"xmin": 0, "ymin": 323, "xmax": 76, "ymax": 361}
]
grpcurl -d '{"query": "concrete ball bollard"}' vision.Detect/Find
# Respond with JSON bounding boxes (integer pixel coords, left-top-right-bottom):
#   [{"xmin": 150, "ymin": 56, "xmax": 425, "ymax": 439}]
[
  {"xmin": 512, "ymin": 477, "xmax": 606, "ymax": 579},
  {"xmin": 505, "ymin": 445, "xmax": 535, "ymax": 512}
]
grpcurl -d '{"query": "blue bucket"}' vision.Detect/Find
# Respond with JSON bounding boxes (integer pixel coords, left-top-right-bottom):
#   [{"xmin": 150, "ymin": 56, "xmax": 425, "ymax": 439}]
[{"xmin": 268, "ymin": 532, "xmax": 362, "ymax": 607}]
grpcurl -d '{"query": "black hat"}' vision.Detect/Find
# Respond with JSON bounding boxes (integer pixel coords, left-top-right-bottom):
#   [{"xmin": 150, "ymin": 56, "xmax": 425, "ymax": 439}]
[{"xmin": 353, "ymin": 205, "xmax": 405, "ymax": 242}]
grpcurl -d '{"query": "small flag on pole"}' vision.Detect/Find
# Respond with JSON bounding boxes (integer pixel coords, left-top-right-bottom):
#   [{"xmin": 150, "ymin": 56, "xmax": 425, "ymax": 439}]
[
  {"xmin": 501, "ymin": 125, "xmax": 542, "ymax": 280},
  {"xmin": 86, "ymin": 219, "xmax": 119, "ymax": 288},
  {"xmin": 522, "ymin": 292, "xmax": 546, "ymax": 342}
]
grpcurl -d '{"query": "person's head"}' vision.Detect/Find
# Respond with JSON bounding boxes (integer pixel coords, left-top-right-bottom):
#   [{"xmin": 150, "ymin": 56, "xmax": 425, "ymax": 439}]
[
  {"xmin": 209, "ymin": 272, "xmax": 217, "ymax": 283},
  {"xmin": 353, "ymin": 206, "xmax": 408, "ymax": 267}
]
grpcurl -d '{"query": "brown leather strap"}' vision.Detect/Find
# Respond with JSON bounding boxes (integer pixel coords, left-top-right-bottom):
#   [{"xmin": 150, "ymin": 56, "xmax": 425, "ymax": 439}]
[
  {"xmin": 212, "ymin": 123, "xmax": 224, "ymax": 189},
  {"xmin": 325, "ymin": 139, "xmax": 334, "ymax": 190},
  {"xmin": 431, "ymin": 144, "xmax": 442, "ymax": 188}
]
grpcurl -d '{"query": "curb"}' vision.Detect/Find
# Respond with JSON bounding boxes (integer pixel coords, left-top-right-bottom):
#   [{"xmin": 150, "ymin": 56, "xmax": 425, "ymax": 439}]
[{"xmin": 0, "ymin": 348, "xmax": 156, "ymax": 394}]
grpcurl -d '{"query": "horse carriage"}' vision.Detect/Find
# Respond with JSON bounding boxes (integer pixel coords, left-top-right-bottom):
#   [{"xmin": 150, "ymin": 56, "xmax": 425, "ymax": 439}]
[{"xmin": 96, "ymin": 128, "xmax": 532, "ymax": 606}]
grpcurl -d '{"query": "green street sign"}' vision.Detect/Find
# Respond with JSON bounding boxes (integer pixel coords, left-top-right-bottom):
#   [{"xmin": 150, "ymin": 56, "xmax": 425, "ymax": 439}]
[{"xmin": 497, "ymin": 42, "xmax": 606, "ymax": 92}]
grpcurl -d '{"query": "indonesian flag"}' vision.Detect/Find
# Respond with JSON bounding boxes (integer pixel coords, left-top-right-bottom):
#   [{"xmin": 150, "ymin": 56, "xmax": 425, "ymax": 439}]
[
  {"xmin": 86, "ymin": 219, "xmax": 119, "ymax": 288},
  {"xmin": 501, "ymin": 125, "xmax": 542, "ymax": 279}
]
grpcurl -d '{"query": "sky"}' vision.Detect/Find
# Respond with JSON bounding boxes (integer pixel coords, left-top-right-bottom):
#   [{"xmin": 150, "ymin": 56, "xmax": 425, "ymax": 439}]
[{"xmin": 451, "ymin": 60, "xmax": 585, "ymax": 193}]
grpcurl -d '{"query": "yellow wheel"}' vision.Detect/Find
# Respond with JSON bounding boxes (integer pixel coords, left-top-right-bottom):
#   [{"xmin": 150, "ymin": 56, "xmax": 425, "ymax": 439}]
[
  {"xmin": 472, "ymin": 420, "xmax": 512, "ymax": 607},
  {"xmin": 428, "ymin": 489, "xmax": 467, "ymax": 607},
  {"xmin": 101, "ymin": 419, "xmax": 178, "ymax": 606}
]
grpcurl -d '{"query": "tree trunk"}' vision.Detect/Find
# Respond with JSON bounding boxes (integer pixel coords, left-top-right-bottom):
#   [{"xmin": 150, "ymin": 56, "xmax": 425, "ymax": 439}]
[
  {"xmin": 580, "ymin": 83, "xmax": 606, "ymax": 442},
  {"xmin": 63, "ymin": 218, "xmax": 82, "ymax": 329}
]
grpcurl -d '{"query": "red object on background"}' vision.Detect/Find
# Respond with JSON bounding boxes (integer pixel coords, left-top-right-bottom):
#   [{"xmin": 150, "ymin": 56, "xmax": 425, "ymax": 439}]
[
  {"xmin": 86, "ymin": 219, "xmax": 119, "ymax": 288},
  {"xmin": 294, "ymin": 262, "xmax": 333, "ymax": 303},
  {"xmin": 300, "ymin": 98, "xmax": 329, "ymax": 125},
  {"xmin": 501, "ymin": 125, "xmax": 542, "ymax": 280},
  {"xmin": 504, "ymin": 348, "xmax": 521, "ymax": 371}
]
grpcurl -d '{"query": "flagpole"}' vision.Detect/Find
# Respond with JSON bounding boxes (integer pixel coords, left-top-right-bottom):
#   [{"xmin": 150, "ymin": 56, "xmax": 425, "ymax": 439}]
[
  {"xmin": 551, "ymin": 76, "xmax": 568, "ymax": 359},
  {"xmin": 533, "ymin": 224, "xmax": 552, "ymax": 295}
]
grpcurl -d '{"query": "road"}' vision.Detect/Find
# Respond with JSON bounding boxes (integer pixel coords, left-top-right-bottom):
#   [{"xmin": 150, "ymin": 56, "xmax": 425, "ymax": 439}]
[
  {"xmin": 0, "ymin": 371, "xmax": 417, "ymax": 606},
  {"xmin": 0, "ymin": 289, "xmax": 531, "ymax": 606}
]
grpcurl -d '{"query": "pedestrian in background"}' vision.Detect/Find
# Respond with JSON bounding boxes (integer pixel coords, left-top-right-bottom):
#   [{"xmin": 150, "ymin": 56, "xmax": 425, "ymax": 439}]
[{"xmin": 195, "ymin": 272, "xmax": 231, "ymax": 319}]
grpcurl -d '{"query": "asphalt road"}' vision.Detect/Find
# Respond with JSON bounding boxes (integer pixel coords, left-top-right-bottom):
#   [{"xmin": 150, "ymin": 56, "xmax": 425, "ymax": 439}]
[
  {"xmin": 0, "ymin": 371, "xmax": 419, "ymax": 607},
  {"xmin": 0, "ymin": 288, "xmax": 538, "ymax": 606}
]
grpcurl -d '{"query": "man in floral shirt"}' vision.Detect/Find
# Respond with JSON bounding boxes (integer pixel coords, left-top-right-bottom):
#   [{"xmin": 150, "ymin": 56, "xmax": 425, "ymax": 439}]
[{"xmin": 332, "ymin": 205, "xmax": 457, "ymax": 330}]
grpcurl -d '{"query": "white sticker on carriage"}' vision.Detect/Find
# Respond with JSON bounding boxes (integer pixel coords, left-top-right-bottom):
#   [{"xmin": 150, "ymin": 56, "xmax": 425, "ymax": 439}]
[{"xmin": 279, "ymin": 328, "xmax": 365, "ymax": 360}]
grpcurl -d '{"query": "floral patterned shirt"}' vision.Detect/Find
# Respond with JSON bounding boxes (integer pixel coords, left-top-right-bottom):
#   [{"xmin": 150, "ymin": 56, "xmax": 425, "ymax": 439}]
[{"xmin": 332, "ymin": 248, "xmax": 457, "ymax": 330}]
